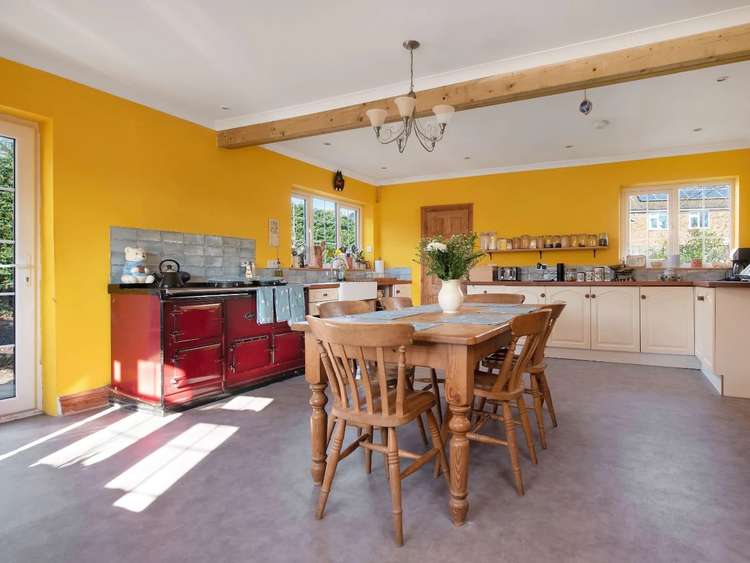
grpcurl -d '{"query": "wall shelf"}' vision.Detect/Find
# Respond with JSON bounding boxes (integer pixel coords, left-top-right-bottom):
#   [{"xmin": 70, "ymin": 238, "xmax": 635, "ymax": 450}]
[{"xmin": 485, "ymin": 246, "xmax": 608, "ymax": 260}]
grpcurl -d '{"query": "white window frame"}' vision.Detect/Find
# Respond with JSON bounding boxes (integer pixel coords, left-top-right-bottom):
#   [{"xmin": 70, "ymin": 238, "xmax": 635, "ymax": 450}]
[
  {"xmin": 290, "ymin": 191, "xmax": 362, "ymax": 261},
  {"xmin": 621, "ymin": 179, "xmax": 735, "ymax": 267}
]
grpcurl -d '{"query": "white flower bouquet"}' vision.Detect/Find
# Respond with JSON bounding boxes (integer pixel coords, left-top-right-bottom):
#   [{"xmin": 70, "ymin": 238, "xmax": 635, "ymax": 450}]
[{"xmin": 416, "ymin": 233, "xmax": 484, "ymax": 281}]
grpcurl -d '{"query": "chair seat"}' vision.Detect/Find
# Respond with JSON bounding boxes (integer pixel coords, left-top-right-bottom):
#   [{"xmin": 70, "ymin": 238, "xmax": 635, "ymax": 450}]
[
  {"xmin": 332, "ymin": 390, "xmax": 435, "ymax": 427},
  {"xmin": 473, "ymin": 371, "xmax": 524, "ymax": 401}
]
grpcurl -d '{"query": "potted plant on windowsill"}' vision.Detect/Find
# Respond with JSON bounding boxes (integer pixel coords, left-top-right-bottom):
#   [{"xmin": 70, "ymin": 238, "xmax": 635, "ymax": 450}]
[{"xmin": 416, "ymin": 233, "xmax": 484, "ymax": 313}]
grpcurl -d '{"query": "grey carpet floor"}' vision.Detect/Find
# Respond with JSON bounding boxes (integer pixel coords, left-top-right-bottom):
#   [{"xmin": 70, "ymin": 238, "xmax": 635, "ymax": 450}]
[{"xmin": 1, "ymin": 359, "xmax": 749, "ymax": 563}]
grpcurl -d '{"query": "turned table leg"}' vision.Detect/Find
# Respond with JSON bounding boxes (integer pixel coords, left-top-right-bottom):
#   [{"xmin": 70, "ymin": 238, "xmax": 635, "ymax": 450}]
[
  {"xmin": 448, "ymin": 403, "xmax": 471, "ymax": 526},
  {"xmin": 309, "ymin": 383, "xmax": 328, "ymax": 485}
]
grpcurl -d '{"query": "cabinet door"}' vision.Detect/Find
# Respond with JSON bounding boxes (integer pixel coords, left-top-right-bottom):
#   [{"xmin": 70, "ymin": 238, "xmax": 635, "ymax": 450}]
[
  {"xmin": 393, "ymin": 284, "xmax": 412, "ymax": 299},
  {"xmin": 165, "ymin": 301, "xmax": 223, "ymax": 347},
  {"xmin": 591, "ymin": 286, "xmax": 640, "ymax": 352},
  {"xmin": 640, "ymin": 287, "xmax": 695, "ymax": 355},
  {"xmin": 226, "ymin": 296, "xmax": 268, "ymax": 340},
  {"xmin": 273, "ymin": 331, "xmax": 305, "ymax": 367},
  {"xmin": 226, "ymin": 336, "xmax": 273, "ymax": 386},
  {"xmin": 164, "ymin": 342, "xmax": 223, "ymax": 398},
  {"xmin": 694, "ymin": 287, "xmax": 715, "ymax": 371},
  {"xmin": 546, "ymin": 286, "xmax": 591, "ymax": 349}
]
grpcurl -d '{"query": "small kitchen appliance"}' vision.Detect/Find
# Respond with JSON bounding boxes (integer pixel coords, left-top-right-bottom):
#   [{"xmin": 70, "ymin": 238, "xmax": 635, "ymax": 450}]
[
  {"xmin": 496, "ymin": 267, "xmax": 520, "ymax": 281},
  {"xmin": 727, "ymin": 248, "xmax": 750, "ymax": 281}
]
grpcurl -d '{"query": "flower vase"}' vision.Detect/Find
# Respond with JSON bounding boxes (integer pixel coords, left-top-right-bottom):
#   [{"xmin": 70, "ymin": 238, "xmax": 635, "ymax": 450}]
[{"xmin": 438, "ymin": 279, "xmax": 464, "ymax": 314}]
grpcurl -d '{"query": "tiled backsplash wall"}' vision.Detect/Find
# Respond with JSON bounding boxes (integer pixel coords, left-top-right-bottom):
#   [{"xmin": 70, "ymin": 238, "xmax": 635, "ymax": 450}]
[{"xmin": 110, "ymin": 227, "xmax": 255, "ymax": 282}]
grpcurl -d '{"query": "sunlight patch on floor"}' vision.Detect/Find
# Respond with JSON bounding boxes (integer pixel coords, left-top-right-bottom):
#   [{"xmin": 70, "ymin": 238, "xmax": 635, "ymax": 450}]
[
  {"xmin": 106, "ymin": 422, "xmax": 238, "ymax": 512},
  {"xmin": 200, "ymin": 395, "xmax": 274, "ymax": 412},
  {"xmin": 30, "ymin": 412, "xmax": 180, "ymax": 468},
  {"xmin": 0, "ymin": 406, "xmax": 121, "ymax": 463}
]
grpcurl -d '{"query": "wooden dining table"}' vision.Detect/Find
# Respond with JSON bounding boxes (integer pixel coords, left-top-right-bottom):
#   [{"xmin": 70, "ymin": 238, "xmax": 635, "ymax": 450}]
[{"xmin": 290, "ymin": 303, "xmax": 541, "ymax": 526}]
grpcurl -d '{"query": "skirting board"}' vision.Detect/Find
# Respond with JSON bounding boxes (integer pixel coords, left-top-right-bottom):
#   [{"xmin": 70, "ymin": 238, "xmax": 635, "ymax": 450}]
[
  {"xmin": 700, "ymin": 366, "xmax": 723, "ymax": 395},
  {"xmin": 58, "ymin": 386, "xmax": 111, "ymax": 415},
  {"xmin": 546, "ymin": 348, "xmax": 701, "ymax": 370}
]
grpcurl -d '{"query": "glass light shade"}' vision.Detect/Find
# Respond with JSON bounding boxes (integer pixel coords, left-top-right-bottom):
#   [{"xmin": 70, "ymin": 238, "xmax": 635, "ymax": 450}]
[
  {"xmin": 366, "ymin": 108, "xmax": 387, "ymax": 128},
  {"xmin": 433, "ymin": 104, "xmax": 455, "ymax": 125},
  {"xmin": 395, "ymin": 96, "xmax": 416, "ymax": 118}
]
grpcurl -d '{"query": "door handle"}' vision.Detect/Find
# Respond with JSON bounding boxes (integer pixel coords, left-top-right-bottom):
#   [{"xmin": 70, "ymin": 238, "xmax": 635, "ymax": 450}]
[
  {"xmin": 244, "ymin": 312, "xmax": 256, "ymax": 320},
  {"xmin": 641, "ymin": 295, "xmax": 647, "ymax": 300},
  {"xmin": 696, "ymin": 295, "xmax": 705, "ymax": 301},
  {"xmin": 591, "ymin": 294, "xmax": 596, "ymax": 298}
]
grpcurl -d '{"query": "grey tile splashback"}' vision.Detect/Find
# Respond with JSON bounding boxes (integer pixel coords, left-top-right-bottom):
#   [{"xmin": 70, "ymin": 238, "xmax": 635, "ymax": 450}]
[{"xmin": 110, "ymin": 226, "xmax": 255, "ymax": 282}]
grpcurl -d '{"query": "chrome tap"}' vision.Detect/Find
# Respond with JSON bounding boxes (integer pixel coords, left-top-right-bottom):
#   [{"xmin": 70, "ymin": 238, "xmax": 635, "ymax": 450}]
[{"xmin": 241, "ymin": 260, "xmax": 256, "ymax": 280}]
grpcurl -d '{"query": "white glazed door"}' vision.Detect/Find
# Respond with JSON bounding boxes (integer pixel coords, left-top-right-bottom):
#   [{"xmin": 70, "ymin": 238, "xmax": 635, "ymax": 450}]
[
  {"xmin": 694, "ymin": 287, "xmax": 715, "ymax": 371},
  {"xmin": 591, "ymin": 286, "xmax": 641, "ymax": 352},
  {"xmin": 640, "ymin": 287, "xmax": 695, "ymax": 355},
  {"xmin": 0, "ymin": 119, "xmax": 38, "ymax": 416},
  {"xmin": 546, "ymin": 286, "xmax": 590, "ymax": 349}
]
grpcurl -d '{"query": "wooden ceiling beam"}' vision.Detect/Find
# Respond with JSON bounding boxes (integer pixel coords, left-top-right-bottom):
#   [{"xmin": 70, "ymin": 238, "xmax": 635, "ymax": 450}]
[{"xmin": 217, "ymin": 22, "xmax": 750, "ymax": 149}]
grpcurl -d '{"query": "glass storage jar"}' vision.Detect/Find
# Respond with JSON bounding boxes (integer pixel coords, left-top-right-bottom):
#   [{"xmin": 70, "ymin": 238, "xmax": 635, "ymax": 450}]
[{"xmin": 488, "ymin": 232, "xmax": 497, "ymax": 251}]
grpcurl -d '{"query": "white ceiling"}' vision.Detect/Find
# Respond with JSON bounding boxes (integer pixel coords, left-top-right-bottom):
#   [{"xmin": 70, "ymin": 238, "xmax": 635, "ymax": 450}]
[
  {"xmin": 1, "ymin": 1, "xmax": 749, "ymax": 129},
  {"xmin": 1, "ymin": 1, "xmax": 749, "ymax": 185},
  {"xmin": 270, "ymin": 61, "xmax": 750, "ymax": 184}
]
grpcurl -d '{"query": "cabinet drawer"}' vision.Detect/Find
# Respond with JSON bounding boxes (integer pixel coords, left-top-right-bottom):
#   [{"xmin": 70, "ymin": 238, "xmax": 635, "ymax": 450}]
[
  {"xmin": 166, "ymin": 301, "xmax": 223, "ymax": 346},
  {"xmin": 393, "ymin": 284, "xmax": 412, "ymax": 299},
  {"xmin": 164, "ymin": 342, "xmax": 223, "ymax": 396},
  {"xmin": 226, "ymin": 296, "xmax": 269, "ymax": 340},
  {"xmin": 227, "ymin": 336, "xmax": 273, "ymax": 385},
  {"xmin": 308, "ymin": 287, "xmax": 338, "ymax": 302},
  {"xmin": 274, "ymin": 331, "xmax": 304, "ymax": 366}
]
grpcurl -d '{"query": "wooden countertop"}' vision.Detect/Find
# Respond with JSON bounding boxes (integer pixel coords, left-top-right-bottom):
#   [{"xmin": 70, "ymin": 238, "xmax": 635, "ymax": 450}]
[
  {"xmin": 693, "ymin": 280, "xmax": 750, "ymax": 288},
  {"xmin": 306, "ymin": 278, "xmax": 411, "ymax": 289},
  {"xmin": 465, "ymin": 280, "xmax": 695, "ymax": 287}
]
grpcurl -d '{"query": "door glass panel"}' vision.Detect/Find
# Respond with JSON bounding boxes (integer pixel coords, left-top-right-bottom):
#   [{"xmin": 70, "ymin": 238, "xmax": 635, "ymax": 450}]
[
  {"xmin": 627, "ymin": 192, "xmax": 670, "ymax": 263},
  {"xmin": 0, "ymin": 135, "xmax": 15, "ymax": 400},
  {"xmin": 678, "ymin": 186, "xmax": 731, "ymax": 266}
]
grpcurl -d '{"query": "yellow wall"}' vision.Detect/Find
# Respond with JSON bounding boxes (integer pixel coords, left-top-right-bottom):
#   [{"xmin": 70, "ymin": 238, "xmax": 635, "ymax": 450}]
[
  {"xmin": 0, "ymin": 57, "xmax": 377, "ymax": 413},
  {"xmin": 378, "ymin": 149, "xmax": 750, "ymax": 303}
]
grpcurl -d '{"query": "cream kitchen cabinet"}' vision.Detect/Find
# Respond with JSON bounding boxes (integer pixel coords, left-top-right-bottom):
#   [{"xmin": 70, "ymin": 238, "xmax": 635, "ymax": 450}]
[
  {"xmin": 467, "ymin": 284, "xmax": 547, "ymax": 304},
  {"xmin": 545, "ymin": 286, "xmax": 591, "ymax": 349},
  {"xmin": 640, "ymin": 287, "xmax": 694, "ymax": 355},
  {"xmin": 590, "ymin": 286, "xmax": 641, "ymax": 353},
  {"xmin": 694, "ymin": 287, "xmax": 715, "ymax": 372},
  {"xmin": 392, "ymin": 283, "xmax": 412, "ymax": 299}
]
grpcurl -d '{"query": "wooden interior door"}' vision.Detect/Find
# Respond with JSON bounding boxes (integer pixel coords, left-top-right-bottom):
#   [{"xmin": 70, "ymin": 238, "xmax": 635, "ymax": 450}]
[{"xmin": 420, "ymin": 204, "xmax": 473, "ymax": 305}]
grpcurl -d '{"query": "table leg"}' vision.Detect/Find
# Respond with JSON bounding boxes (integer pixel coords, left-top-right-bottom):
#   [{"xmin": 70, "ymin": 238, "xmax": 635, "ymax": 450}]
[
  {"xmin": 309, "ymin": 382, "xmax": 328, "ymax": 485},
  {"xmin": 448, "ymin": 403, "xmax": 471, "ymax": 526}
]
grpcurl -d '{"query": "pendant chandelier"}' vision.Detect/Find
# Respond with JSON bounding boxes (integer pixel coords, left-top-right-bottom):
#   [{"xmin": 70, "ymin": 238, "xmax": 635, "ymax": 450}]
[{"xmin": 365, "ymin": 40, "xmax": 455, "ymax": 153}]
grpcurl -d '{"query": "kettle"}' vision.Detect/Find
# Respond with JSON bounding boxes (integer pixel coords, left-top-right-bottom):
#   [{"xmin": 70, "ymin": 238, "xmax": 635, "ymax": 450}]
[{"xmin": 158, "ymin": 259, "xmax": 190, "ymax": 288}]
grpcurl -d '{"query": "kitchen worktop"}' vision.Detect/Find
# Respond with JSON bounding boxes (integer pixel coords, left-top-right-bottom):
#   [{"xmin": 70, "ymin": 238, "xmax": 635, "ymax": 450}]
[
  {"xmin": 466, "ymin": 280, "xmax": 696, "ymax": 287},
  {"xmin": 305, "ymin": 278, "xmax": 411, "ymax": 289}
]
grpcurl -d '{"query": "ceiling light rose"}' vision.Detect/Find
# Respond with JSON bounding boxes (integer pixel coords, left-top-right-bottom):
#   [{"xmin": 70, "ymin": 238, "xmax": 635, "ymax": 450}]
[{"xmin": 365, "ymin": 40, "xmax": 454, "ymax": 153}]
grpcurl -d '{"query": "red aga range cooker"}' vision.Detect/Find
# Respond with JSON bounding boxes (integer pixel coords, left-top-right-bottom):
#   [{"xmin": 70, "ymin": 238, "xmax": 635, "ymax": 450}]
[{"xmin": 109, "ymin": 282, "xmax": 305, "ymax": 410}]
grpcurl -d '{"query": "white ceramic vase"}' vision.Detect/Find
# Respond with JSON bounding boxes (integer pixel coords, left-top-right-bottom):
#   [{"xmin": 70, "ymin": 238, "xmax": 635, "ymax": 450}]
[{"xmin": 438, "ymin": 279, "xmax": 464, "ymax": 314}]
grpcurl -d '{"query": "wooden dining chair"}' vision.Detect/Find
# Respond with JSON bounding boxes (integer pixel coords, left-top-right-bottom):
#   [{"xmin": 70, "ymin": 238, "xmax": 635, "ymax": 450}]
[
  {"xmin": 469, "ymin": 309, "xmax": 551, "ymax": 496},
  {"xmin": 481, "ymin": 303, "xmax": 565, "ymax": 450},
  {"xmin": 317, "ymin": 299, "xmax": 371, "ymax": 318},
  {"xmin": 464, "ymin": 293, "xmax": 526, "ymax": 304},
  {"xmin": 319, "ymin": 298, "xmax": 430, "ymax": 449},
  {"xmin": 307, "ymin": 316, "xmax": 450, "ymax": 546},
  {"xmin": 379, "ymin": 296, "xmax": 413, "ymax": 311},
  {"xmin": 379, "ymin": 296, "xmax": 445, "ymax": 426}
]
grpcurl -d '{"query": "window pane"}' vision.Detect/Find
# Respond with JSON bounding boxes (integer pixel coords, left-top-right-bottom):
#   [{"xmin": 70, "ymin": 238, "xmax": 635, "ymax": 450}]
[
  {"xmin": 312, "ymin": 198, "xmax": 336, "ymax": 256},
  {"xmin": 291, "ymin": 196, "xmax": 307, "ymax": 253},
  {"xmin": 0, "ymin": 295, "xmax": 15, "ymax": 400},
  {"xmin": 0, "ymin": 190, "xmax": 14, "ymax": 241},
  {"xmin": 627, "ymin": 192, "xmax": 670, "ymax": 262},
  {"xmin": 0, "ymin": 137, "xmax": 14, "ymax": 190},
  {"xmin": 679, "ymin": 186, "xmax": 731, "ymax": 265},
  {"xmin": 339, "ymin": 206, "xmax": 358, "ymax": 250}
]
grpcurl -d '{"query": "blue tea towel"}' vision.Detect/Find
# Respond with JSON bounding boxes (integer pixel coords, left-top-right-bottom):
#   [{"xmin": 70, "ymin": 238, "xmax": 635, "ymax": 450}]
[
  {"xmin": 275, "ymin": 286, "xmax": 291, "ymax": 322},
  {"xmin": 288, "ymin": 284, "xmax": 306, "ymax": 323},
  {"xmin": 257, "ymin": 287, "xmax": 274, "ymax": 325}
]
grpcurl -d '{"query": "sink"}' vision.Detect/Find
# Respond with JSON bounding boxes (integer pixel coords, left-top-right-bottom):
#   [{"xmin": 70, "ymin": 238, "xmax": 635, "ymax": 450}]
[{"xmin": 338, "ymin": 281, "xmax": 377, "ymax": 301}]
